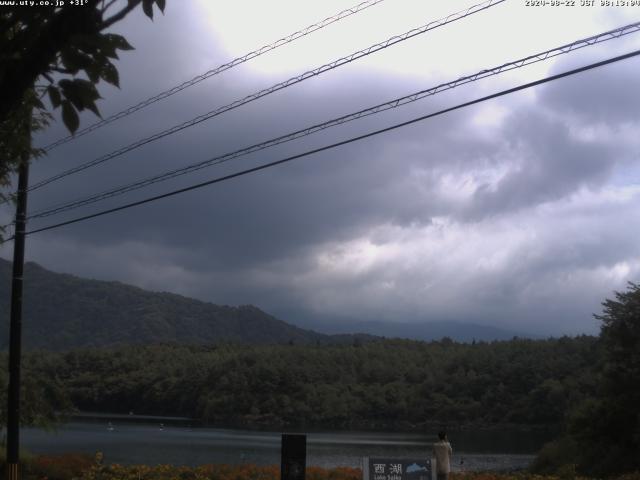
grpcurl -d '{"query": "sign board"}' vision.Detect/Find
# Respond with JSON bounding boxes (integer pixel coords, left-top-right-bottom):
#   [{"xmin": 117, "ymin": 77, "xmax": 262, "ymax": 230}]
[
  {"xmin": 364, "ymin": 458, "xmax": 432, "ymax": 480},
  {"xmin": 281, "ymin": 434, "xmax": 306, "ymax": 480}
]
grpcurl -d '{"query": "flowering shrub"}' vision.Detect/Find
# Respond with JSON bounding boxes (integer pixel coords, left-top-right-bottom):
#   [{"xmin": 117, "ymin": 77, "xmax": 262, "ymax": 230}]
[
  {"xmin": 450, "ymin": 473, "xmax": 640, "ymax": 480},
  {"xmin": 21, "ymin": 453, "xmax": 94, "ymax": 480},
  {"xmin": 10, "ymin": 456, "xmax": 639, "ymax": 480},
  {"xmin": 307, "ymin": 466, "xmax": 361, "ymax": 480},
  {"xmin": 76, "ymin": 463, "xmax": 359, "ymax": 480}
]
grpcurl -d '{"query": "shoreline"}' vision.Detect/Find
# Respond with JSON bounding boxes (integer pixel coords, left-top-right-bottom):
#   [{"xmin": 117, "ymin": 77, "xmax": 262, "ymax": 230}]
[
  {"xmin": 70, "ymin": 411, "xmax": 560, "ymax": 436},
  {"xmin": 21, "ymin": 419, "xmax": 546, "ymax": 469}
]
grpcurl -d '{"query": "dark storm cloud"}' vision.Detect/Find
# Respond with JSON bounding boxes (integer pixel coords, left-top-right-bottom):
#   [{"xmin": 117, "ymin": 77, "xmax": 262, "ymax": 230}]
[
  {"xmin": 462, "ymin": 108, "xmax": 617, "ymax": 219},
  {"xmin": 539, "ymin": 47, "xmax": 640, "ymax": 125},
  {"xmin": 26, "ymin": 66, "xmax": 484, "ymax": 268},
  {"xmin": 4, "ymin": 3, "xmax": 640, "ymax": 336}
]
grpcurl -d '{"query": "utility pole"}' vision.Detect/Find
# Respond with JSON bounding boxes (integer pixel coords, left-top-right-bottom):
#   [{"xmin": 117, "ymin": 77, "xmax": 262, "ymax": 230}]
[{"xmin": 6, "ymin": 133, "xmax": 30, "ymax": 480}]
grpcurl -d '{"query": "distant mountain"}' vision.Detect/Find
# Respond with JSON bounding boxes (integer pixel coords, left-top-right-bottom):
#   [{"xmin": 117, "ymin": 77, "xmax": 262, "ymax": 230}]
[
  {"xmin": 281, "ymin": 312, "xmax": 537, "ymax": 342},
  {"xmin": 0, "ymin": 258, "xmax": 534, "ymax": 350},
  {"xmin": 0, "ymin": 259, "xmax": 372, "ymax": 350}
]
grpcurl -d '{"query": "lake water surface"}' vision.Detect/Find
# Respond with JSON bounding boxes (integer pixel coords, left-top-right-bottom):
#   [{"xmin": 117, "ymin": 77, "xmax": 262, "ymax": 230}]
[{"xmin": 21, "ymin": 417, "xmax": 551, "ymax": 471}]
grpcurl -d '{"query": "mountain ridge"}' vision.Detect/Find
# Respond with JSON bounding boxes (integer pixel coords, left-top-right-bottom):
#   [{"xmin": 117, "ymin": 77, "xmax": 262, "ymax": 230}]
[
  {"xmin": 1, "ymin": 258, "xmax": 535, "ymax": 349},
  {"xmin": 288, "ymin": 315, "xmax": 538, "ymax": 342},
  {"xmin": 0, "ymin": 258, "xmax": 336, "ymax": 350}
]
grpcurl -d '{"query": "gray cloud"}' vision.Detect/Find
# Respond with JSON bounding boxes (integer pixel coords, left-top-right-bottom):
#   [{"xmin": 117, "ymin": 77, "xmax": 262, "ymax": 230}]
[
  {"xmin": 462, "ymin": 108, "xmax": 617, "ymax": 220},
  {"xmin": 539, "ymin": 47, "xmax": 640, "ymax": 125},
  {"xmin": 3, "ymin": 3, "xmax": 640, "ymax": 337}
]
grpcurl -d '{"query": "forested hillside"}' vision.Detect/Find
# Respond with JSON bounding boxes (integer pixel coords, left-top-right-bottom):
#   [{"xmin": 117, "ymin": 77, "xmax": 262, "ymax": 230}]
[
  {"xmin": 4, "ymin": 336, "xmax": 600, "ymax": 431},
  {"xmin": 0, "ymin": 259, "xmax": 530, "ymax": 348},
  {"xmin": 0, "ymin": 259, "xmax": 332, "ymax": 349}
]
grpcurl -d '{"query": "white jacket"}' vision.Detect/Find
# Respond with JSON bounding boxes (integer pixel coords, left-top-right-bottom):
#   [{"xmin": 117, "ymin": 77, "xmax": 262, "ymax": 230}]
[{"xmin": 433, "ymin": 440, "xmax": 453, "ymax": 474}]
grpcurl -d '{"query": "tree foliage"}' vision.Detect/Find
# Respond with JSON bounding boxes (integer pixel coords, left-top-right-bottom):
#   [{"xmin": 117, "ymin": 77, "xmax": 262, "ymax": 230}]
[
  {"xmin": 0, "ymin": 0, "xmax": 167, "ymax": 425},
  {"xmin": 0, "ymin": 0, "xmax": 166, "ymax": 206},
  {"xmin": 0, "ymin": 89, "xmax": 51, "ymax": 213},
  {"xmin": 0, "ymin": 259, "xmax": 345, "ymax": 349},
  {"xmin": 0, "ymin": 336, "xmax": 600, "ymax": 432},
  {"xmin": 533, "ymin": 283, "xmax": 640, "ymax": 477},
  {"xmin": 569, "ymin": 283, "xmax": 640, "ymax": 476},
  {"xmin": 0, "ymin": 350, "xmax": 74, "ymax": 431}
]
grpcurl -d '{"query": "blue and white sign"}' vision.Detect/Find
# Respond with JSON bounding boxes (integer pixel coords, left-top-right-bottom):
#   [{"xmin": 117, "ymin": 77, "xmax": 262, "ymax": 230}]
[{"xmin": 364, "ymin": 458, "xmax": 432, "ymax": 480}]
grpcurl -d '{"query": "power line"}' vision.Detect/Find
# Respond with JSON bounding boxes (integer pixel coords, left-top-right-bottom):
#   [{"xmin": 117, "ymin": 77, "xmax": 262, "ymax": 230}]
[
  {"xmin": 26, "ymin": 21, "xmax": 640, "ymax": 221},
  {"xmin": 28, "ymin": 0, "xmax": 505, "ymax": 192},
  {"xmin": 41, "ymin": 0, "xmax": 388, "ymax": 152},
  {"xmin": 14, "ymin": 48, "xmax": 640, "ymax": 240}
]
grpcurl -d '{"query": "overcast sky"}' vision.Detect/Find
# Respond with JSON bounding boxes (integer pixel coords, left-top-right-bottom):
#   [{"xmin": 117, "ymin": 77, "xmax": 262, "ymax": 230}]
[{"xmin": 2, "ymin": 0, "xmax": 640, "ymax": 335}]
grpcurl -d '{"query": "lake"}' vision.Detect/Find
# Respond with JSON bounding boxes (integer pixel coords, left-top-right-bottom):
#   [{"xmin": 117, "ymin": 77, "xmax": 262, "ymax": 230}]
[{"xmin": 21, "ymin": 416, "xmax": 551, "ymax": 471}]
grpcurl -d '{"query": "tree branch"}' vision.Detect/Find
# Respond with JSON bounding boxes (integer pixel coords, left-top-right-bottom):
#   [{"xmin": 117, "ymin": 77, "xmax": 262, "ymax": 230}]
[
  {"xmin": 101, "ymin": 0, "xmax": 142, "ymax": 29},
  {"xmin": 101, "ymin": 0, "xmax": 119, "ymax": 15},
  {"xmin": 51, "ymin": 67, "xmax": 73, "ymax": 74}
]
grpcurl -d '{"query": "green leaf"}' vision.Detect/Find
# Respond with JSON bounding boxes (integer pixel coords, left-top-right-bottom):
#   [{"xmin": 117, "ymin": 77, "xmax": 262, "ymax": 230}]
[
  {"xmin": 58, "ymin": 79, "xmax": 101, "ymax": 114},
  {"xmin": 58, "ymin": 79, "xmax": 83, "ymax": 110},
  {"xmin": 84, "ymin": 99, "xmax": 101, "ymax": 118},
  {"xmin": 76, "ymin": 79, "xmax": 101, "ymax": 99},
  {"xmin": 47, "ymin": 86, "xmax": 61, "ymax": 108},
  {"xmin": 98, "ymin": 41, "xmax": 118, "ymax": 60},
  {"xmin": 60, "ymin": 49, "xmax": 80, "ymax": 74},
  {"xmin": 73, "ymin": 33, "xmax": 101, "ymax": 55},
  {"xmin": 142, "ymin": 0, "xmax": 154, "ymax": 19},
  {"xmin": 60, "ymin": 48, "xmax": 93, "ymax": 75},
  {"xmin": 100, "ymin": 62, "xmax": 120, "ymax": 88},
  {"xmin": 102, "ymin": 33, "xmax": 134, "ymax": 53},
  {"xmin": 61, "ymin": 100, "xmax": 79, "ymax": 134},
  {"xmin": 85, "ymin": 63, "xmax": 101, "ymax": 83},
  {"xmin": 155, "ymin": 0, "xmax": 166, "ymax": 12},
  {"xmin": 74, "ymin": 80, "xmax": 102, "ymax": 111}
]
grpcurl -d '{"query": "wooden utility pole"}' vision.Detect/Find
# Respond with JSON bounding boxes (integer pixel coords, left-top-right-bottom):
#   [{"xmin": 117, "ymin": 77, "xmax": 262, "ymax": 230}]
[{"xmin": 6, "ymin": 143, "xmax": 30, "ymax": 480}]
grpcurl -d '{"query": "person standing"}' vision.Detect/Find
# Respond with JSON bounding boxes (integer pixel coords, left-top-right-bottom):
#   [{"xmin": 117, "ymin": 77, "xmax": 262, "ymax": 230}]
[{"xmin": 433, "ymin": 431, "xmax": 453, "ymax": 480}]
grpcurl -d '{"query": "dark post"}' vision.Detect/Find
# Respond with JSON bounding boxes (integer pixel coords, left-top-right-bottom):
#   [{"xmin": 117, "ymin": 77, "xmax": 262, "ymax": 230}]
[
  {"xmin": 6, "ymin": 153, "xmax": 30, "ymax": 480},
  {"xmin": 281, "ymin": 433, "xmax": 306, "ymax": 480}
]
